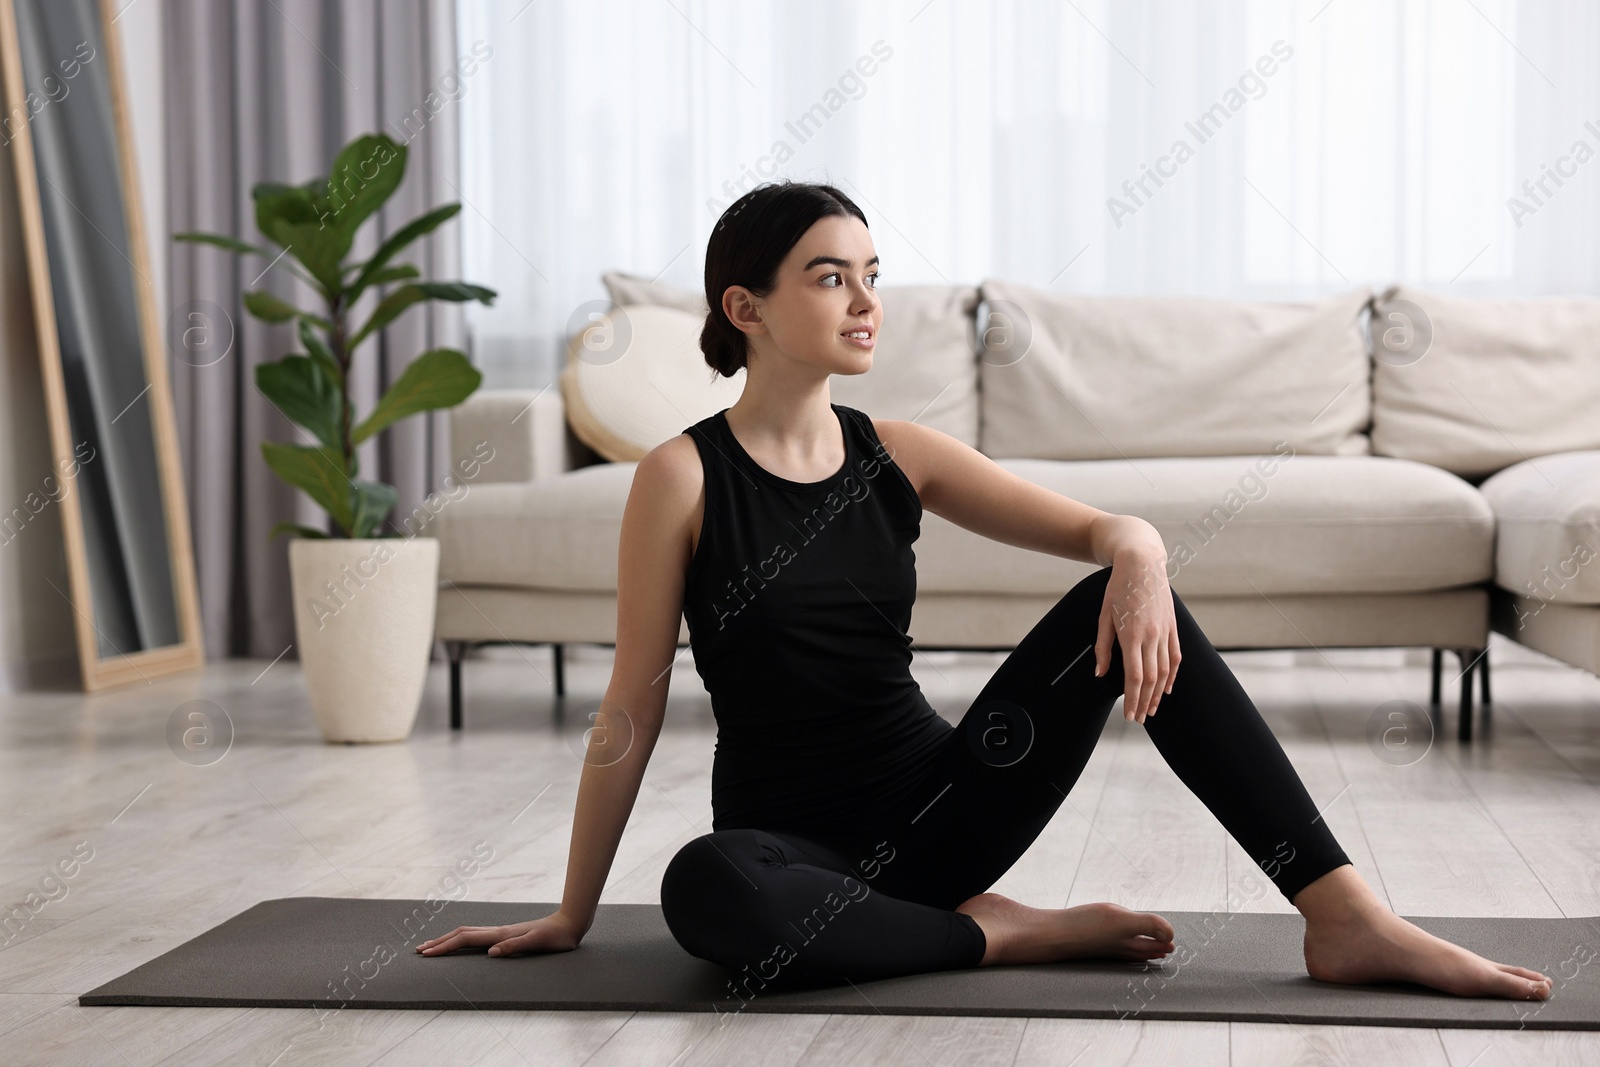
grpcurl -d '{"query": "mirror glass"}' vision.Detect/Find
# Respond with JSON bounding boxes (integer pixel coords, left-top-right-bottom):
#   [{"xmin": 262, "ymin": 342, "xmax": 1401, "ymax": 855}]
[{"xmin": 11, "ymin": 0, "xmax": 180, "ymax": 655}]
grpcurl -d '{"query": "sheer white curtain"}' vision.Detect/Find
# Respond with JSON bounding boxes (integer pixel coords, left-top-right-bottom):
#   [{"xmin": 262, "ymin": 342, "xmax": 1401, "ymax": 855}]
[{"xmin": 457, "ymin": 0, "xmax": 1600, "ymax": 389}]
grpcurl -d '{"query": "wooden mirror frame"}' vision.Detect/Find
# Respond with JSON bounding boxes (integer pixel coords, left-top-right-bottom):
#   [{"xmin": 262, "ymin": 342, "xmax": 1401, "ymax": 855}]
[{"xmin": 0, "ymin": 0, "xmax": 203, "ymax": 690}]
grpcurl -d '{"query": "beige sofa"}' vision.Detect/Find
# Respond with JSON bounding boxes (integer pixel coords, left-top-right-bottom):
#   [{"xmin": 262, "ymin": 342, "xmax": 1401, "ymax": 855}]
[{"xmin": 430, "ymin": 276, "xmax": 1600, "ymax": 742}]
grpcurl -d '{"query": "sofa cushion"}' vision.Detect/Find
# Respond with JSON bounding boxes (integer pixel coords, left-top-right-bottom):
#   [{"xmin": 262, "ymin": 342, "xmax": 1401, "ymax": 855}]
[
  {"xmin": 976, "ymin": 279, "xmax": 1374, "ymax": 461},
  {"xmin": 559, "ymin": 304, "xmax": 746, "ymax": 462},
  {"xmin": 1369, "ymin": 285, "xmax": 1600, "ymax": 478},
  {"xmin": 914, "ymin": 453, "xmax": 1493, "ymax": 597},
  {"xmin": 600, "ymin": 271, "xmax": 981, "ymax": 447},
  {"xmin": 436, "ymin": 450, "xmax": 1494, "ymax": 598},
  {"xmin": 1478, "ymin": 450, "xmax": 1600, "ymax": 605},
  {"xmin": 602, "ymin": 269, "xmax": 710, "ymax": 315}
]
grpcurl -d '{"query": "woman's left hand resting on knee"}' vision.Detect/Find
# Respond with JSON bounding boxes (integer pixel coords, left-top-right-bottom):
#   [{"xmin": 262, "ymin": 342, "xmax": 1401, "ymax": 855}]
[{"xmin": 1093, "ymin": 542, "xmax": 1180, "ymax": 724}]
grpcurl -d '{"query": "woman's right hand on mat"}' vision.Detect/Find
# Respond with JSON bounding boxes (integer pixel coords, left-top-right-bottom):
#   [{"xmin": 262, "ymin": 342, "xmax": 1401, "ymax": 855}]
[{"xmin": 414, "ymin": 910, "xmax": 586, "ymax": 957}]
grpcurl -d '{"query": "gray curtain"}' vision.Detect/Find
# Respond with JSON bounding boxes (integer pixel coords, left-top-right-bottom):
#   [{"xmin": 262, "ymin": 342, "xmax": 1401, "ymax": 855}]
[{"xmin": 166, "ymin": 0, "xmax": 464, "ymax": 659}]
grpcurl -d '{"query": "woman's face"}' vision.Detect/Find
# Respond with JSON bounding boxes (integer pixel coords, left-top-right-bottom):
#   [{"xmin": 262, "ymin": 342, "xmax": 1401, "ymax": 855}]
[{"xmin": 732, "ymin": 213, "xmax": 881, "ymax": 375}]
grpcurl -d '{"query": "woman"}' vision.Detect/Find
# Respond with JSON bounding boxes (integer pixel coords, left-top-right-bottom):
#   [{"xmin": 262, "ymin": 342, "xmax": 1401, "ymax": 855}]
[{"xmin": 417, "ymin": 181, "xmax": 1552, "ymax": 1002}]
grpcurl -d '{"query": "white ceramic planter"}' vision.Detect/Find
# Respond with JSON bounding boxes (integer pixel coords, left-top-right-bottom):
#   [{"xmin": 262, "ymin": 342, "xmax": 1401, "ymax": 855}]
[{"xmin": 289, "ymin": 537, "xmax": 439, "ymax": 743}]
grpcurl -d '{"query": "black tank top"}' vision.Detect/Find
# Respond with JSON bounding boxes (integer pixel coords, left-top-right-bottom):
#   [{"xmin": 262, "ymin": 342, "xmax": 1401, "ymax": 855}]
[{"xmin": 680, "ymin": 402, "xmax": 953, "ymax": 842}]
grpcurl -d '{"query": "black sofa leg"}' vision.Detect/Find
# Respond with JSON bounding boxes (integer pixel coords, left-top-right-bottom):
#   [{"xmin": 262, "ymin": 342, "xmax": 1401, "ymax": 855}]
[
  {"xmin": 553, "ymin": 643, "xmax": 566, "ymax": 698},
  {"xmin": 1479, "ymin": 651, "xmax": 1492, "ymax": 707},
  {"xmin": 1453, "ymin": 646, "xmax": 1486, "ymax": 742},
  {"xmin": 1430, "ymin": 648, "xmax": 1443, "ymax": 707},
  {"xmin": 447, "ymin": 641, "xmax": 467, "ymax": 731}
]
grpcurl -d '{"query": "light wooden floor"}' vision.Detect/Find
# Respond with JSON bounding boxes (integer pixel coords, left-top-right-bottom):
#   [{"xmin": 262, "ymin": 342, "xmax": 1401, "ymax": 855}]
[{"xmin": 2, "ymin": 633, "xmax": 1598, "ymax": 1065}]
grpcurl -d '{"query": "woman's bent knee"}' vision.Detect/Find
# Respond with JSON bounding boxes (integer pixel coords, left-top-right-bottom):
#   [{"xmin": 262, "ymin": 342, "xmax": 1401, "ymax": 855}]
[{"xmin": 660, "ymin": 830, "xmax": 772, "ymax": 966}]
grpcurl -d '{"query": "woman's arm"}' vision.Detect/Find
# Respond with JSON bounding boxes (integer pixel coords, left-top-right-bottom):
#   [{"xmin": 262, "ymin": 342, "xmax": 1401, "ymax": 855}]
[
  {"xmin": 554, "ymin": 438, "xmax": 703, "ymax": 933},
  {"xmin": 871, "ymin": 418, "xmax": 1164, "ymax": 565},
  {"xmin": 418, "ymin": 436, "xmax": 702, "ymax": 958},
  {"xmin": 873, "ymin": 418, "xmax": 1178, "ymax": 724}
]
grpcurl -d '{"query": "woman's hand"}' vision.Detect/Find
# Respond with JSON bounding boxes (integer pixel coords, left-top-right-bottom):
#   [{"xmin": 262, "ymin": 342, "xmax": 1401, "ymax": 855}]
[
  {"xmin": 1093, "ymin": 550, "xmax": 1181, "ymax": 724},
  {"xmin": 415, "ymin": 909, "xmax": 587, "ymax": 958}
]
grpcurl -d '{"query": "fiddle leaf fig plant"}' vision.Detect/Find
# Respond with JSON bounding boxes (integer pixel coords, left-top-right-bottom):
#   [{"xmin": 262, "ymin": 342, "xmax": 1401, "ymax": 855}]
[{"xmin": 174, "ymin": 131, "xmax": 495, "ymax": 540}]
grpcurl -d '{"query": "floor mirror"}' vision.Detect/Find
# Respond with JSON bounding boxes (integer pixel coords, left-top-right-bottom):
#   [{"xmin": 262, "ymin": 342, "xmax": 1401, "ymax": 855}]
[{"xmin": 0, "ymin": 0, "xmax": 203, "ymax": 689}]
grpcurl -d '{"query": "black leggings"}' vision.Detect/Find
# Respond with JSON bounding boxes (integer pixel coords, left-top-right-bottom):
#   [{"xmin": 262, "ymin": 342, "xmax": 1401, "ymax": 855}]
[{"xmin": 660, "ymin": 565, "xmax": 1352, "ymax": 995}]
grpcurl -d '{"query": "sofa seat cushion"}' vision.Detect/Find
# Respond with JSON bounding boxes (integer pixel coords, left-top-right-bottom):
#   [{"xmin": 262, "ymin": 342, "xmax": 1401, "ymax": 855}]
[
  {"xmin": 1478, "ymin": 450, "xmax": 1600, "ymax": 605},
  {"xmin": 437, "ymin": 451, "xmax": 1495, "ymax": 600},
  {"xmin": 915, "ymin": 453, "xmax": 1494, "ymax": 597}
]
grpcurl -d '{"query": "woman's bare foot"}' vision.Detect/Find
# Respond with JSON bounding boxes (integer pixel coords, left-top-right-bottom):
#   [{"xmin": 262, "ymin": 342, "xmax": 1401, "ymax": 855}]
[
  {"xmin": 955, "ymin": 892, "xmax": 1175, "ymax": 966},
  {"xmin": 1295, "ymin": 865, "xmax": 1553, "ymax": 1000}
]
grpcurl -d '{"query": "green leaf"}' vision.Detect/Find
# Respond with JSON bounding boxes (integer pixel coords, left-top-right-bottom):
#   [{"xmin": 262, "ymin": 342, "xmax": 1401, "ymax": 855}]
[
  {"xmin": 255, "ymin": 355, "xmax": 344, "ymax": 452},
  {"xmin": 350, "ymin": 480, "xmax": 399, "ymax": 539},
  {"xmin": 260, "ymin": 442, "xmax": 355, "ymax": 536},
  {"xmin": 348, "ymin": 281, "xmax": 497, "ymax": 351},
  {"xmin": 252, "ymin": 181, "xmax": 346, "ymax": 295},
  {"xmin": 364, "ymin": 263, "xmax": 421, "ymax": 287},
  {"xmin": 348, "ymin": 286, "xmax": 427, "ymax": 350},
  {"xmin": 412, "ymin": 281, "xmax": 497, "ymax": 302},
  {"xmin": 351, "ymin": 348, "xmax": 482, "ymax": 445},
  {"xmin": 297, "ymin": 318, "xmax": 344, "ymax": 390},
  {"xmin": 267, "ymin": 522, "xmax": 329, "ymax": 541},
  {"xmin": 345, "ymin": 203, "xmax": 460, "ymax": 300},
  {"xmin": 175, "ymin": 231, "xmax": 322, "ymax": 290},
  {"xmin": 243, "ymin": 289, "xmax": 304, "ymax": 323},
  {"xmin": 324, "ymin": 134, "xmax": 407, "ymax": 251},
  {"xmin": 242, "ymin": 290, "xmax": 333, "ymax": 331},
  {"xmin": 173, "ymin": 231, "xmax": 277, "ymax": 258}
]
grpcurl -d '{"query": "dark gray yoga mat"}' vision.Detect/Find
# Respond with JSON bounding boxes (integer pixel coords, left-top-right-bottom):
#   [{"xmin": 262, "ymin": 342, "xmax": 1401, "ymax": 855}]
[{"xmin": 80, "ymin": 898, "xmax": 1600, "ymax": 1030}]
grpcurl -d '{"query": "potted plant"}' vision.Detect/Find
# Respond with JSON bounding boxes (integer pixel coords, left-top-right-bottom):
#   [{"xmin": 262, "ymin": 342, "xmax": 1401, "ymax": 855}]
[{"xmin": 175, "ymin": 132, "xmax": 495, "ymax": 743}]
